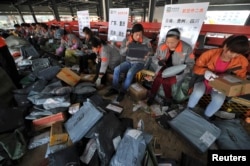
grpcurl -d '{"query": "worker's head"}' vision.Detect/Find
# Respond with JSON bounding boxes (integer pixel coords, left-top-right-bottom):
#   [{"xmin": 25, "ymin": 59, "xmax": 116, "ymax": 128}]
[
  {"xmin": 131, "ymin": 23, "xmax": 144, "ymax": 42},
  {"xmin": 165, "ymin": 28, "xmax": 181, "ymax": 51},
  {"xmin": 54, "ymin": 29, "xmax": 66, "ymax": 39},
  {"xmin": 222, "ymin": 35, "xmax": 249, "ymax": 59},
  {"xmin": 82, "ymin": 27, "xmax": 93, "ymax": 40},
  {"xmin": 90, "ymin": 37, "xmax": 102, "ymax": 54},
  {"xmin": 14, "ymin": 24, "xmax": 21, "ymax": 30}
]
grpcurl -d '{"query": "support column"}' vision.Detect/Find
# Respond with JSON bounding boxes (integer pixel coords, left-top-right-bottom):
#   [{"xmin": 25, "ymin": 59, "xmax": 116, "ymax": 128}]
[
  {"xmin": 148, "ymin": 0, "xmax": 156, "ymax": 22},
  {"xmin": 96, "ymin": 4, "xmax": 101, "ymax": 19},
  {"xmin": 105, "ymin": 0, "xmax": 113, "ymax": 22},
  {"xmin": 101, "ymin": 0, "xmax": 106, "ymax": 21},
  {"xmin": 69, "ymin": 6, "xmax": 75, "ymax": 21},
  {"xmin": 51, "ymin": 0, "xmax": 60, "ymax": 21},
  {"xmin": 28, "ymin": 4, "xmax": 38, "ymax": 23},
  {"xmin": 15, "ymin": 5, "xmax": 25, "ymax": 23},
  {"xmin": 143, "ymin": 5, "xmax": 146, "ymax": 22}
]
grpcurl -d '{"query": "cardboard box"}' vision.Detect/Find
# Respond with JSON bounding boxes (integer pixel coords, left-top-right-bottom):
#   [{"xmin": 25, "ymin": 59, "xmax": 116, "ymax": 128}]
[
  {"xmin": 80, "ymin": 74, "xmax": 95, "ymax": 82},
  {"xmin": 33, "ymin": 112, "xmax": 66, "ymax": 131},
  {"xmin": 56, "ymin": 68, "xmax": 81, "ymax": 86},
  {"xmin": 209, "ymin": 75, "xmax": 243, "ymax": 97},
  {"xmin": 135, "ymin": 69, "xmax": 155, "ymax": 83},
  {"xmin": 128, "ymin": 83, "xmax": 148, "ymax": 101},
  {"xmin": 242, "ymin": 80, "xmax": 250, "ymax": 95},
  {"xmin": 49, "ymin": 122, "xmax": 68, "ymax": 146}
]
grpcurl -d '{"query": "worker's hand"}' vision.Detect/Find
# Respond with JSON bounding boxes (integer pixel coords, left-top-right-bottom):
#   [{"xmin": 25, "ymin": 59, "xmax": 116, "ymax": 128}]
[
  {"xmin": 126, "ymin": 41, "xmax": 130, "ymax": 47},
  {"xmin": 212, "ymin": 88, "xmax": 222, "ymax": 94},
  {"xmin": 204, "ymin": 70, "xmax": 218, "ymax": 81},
  {"xmin": 158, "ymin": 59, "xmax": 166, "ymax": 66}
]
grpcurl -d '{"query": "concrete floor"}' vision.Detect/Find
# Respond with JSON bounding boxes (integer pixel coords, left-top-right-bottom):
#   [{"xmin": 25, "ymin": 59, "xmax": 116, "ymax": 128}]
[{"xmin": 18, "ymin": 86, "xmax": 250, "ymax": 166}]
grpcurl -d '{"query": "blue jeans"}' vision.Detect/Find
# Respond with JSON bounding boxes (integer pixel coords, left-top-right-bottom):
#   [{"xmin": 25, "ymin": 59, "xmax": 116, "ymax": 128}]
[
  {"xmin": 112, "ymin": 61, "xmax": 144, "ymax": 92},
  {"xmin": 187, "ymin": 82, "xmax": 226, "ymax": 117}
]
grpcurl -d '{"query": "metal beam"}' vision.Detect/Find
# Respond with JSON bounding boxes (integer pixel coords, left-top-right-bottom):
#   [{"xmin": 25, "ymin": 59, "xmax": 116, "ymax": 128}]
[
  {"xmin": 28, "ymin": 3, "xmax": 38, "ymax": 23},
  {"xmin": 101, "ymin": 0, "xmax": 106, "ymax": 21},
  {"xmin": 143, "ymin": 5, "xmax": 146, "ymax": 22},
  {"xmin": 14, "ymin": 5, "xmax": 25, "ymax": 23},
  {"xmin": 14, "ymin": 0, "xmax": 28, "ymax": 6},
  {"xmin": 105, "ymin": 0, "xmax": 113, "ymax": 21},
  {"xmin": 148, "ymin": 0, "xmax": 156, "ymax": 22},
  {"xmin": 69, "ymin": 6, "xmax": 75, "ymax": 20},
  {"xmin": 96, "ymin": 1, "xmax": 101, "ymax": 19},
  {"xmin": 50, "ymin": 0, "xmax": 60, "ymax": 21},
  {"xmin": 31, "ymin": 0, "xmax": 49, "ymax": 6}
]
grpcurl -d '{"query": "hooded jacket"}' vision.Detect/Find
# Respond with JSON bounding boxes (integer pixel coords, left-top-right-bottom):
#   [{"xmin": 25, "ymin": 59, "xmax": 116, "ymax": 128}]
[{"xmin": 193, "ymin": 48, "xmax": 248, "ymax": 78}]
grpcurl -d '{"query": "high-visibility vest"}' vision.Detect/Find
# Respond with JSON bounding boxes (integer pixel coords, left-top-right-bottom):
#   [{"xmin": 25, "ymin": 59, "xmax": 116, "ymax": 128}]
[{"xmin": 0, "ymin": 37, "xmax": 6, "ymax": 47}]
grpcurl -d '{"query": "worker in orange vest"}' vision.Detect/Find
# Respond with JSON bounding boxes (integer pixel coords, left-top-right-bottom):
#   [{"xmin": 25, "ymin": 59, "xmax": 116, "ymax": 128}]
[{"xmin": 0, "ymin": 36, "xmax": 21, "ymax": 88}]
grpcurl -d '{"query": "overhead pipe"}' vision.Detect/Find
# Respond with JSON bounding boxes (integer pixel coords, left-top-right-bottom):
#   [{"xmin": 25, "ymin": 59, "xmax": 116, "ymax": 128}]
[{"xmin": 14, "ymin": 0, "xmax": 28, "ymax": 6}]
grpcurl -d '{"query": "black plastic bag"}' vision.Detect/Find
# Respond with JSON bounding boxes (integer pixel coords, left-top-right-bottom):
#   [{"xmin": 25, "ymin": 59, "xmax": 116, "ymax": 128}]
[
  {"xmin": 0, "ymin": 107, "xmax": 25, "ymax": 133},
  {"xmin": 86, "ymin": 112, "xmax": 124, "ymax": 166}
]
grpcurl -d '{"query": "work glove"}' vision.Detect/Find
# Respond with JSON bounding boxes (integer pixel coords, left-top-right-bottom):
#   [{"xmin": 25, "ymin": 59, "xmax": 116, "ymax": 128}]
[
  {"xmin": 212, "ymin": 88, "xmax": 222, "ymax": 94},
  {"xmin": 95, "ymin": 78, "xmax": 101, "ymax": 87},
  {"xmin": 204, "ymin": 70, "xmax": 218, "ymax": 81},
  {"xmin": 158, "ymin": 59, "xmax": 166, "ymax": 66}
]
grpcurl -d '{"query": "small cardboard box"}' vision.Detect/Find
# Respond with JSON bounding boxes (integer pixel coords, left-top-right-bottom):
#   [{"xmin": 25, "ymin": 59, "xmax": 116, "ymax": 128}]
[
  {"xmin": 49, "ymin": 122, "xmax": 68, "ymax": 146},
  {"xmin": 241, "ymin": 80, "xmax": 250, "ymax": 95},
  {"xmin": 209, "ymin": 75, "xmax": 243, "ymax": 97},
  {"xmin": 80, "ymin": 74, "xmax": 96, "ymax": 82},
  {"xmin": 57, "ymin": 68, "xmax": 81, "ymax": 86},
  {"xmin": 128, "ymin": 83, "xmax": 148, "ymax": 101},
  {"xmin": 33, "ymin": 112, "xmax": 66, "ymax": 131}
]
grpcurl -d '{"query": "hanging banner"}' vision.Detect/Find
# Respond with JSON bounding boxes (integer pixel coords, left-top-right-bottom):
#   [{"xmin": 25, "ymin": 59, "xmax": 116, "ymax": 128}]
[
  {"xmin": 108, "ymin": 8, "xmax": 129, "ymax": 42},
  {"xmin": 159, "ymin": 2, "xmax": 209, "ymax": 48},
  {"xmin": 77, "ymin": 10, "xmax": 90, "ymax": 37}
]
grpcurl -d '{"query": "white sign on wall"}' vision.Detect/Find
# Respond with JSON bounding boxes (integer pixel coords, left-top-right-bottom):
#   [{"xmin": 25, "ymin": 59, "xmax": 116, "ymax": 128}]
[
  {"xmin": 77, "ymin": 10, "xmax": 90, "ymax": 37},
  {"xmin": 108, "ymin": 8, "xmax": 129, "ymax": 42},
  {"xmin": 205, "ymin": 10, "xmax": 250, "ymax": 26},
  {"xmin": 159, "ymin": 3, "xmax": 209, "ymax": 48}
]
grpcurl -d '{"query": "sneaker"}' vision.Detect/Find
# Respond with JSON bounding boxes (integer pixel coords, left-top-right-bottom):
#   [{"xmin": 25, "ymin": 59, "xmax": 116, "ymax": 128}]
[
  {"xmin": 116, "ymin": 92, "xmax": 125, "ymax": 102},
  {"xmin": 104, "ymin": 88, "xmax": 118, "ymax": 97}
]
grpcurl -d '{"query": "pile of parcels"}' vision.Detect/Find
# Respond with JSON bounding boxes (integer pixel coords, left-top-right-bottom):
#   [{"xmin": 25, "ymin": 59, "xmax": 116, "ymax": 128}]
[
  {"xmin": 1, "ymin": 53, "xmax": 164, "ymax": 166},
  {"xmin": 2, "ymin": 50, "xmax": 250, "ymax": 165}
]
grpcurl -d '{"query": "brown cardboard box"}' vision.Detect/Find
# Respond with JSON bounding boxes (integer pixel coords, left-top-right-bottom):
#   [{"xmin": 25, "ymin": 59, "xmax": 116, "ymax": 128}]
[
  {"xmin": 242, "ymin": 80, "xmax": 250, "ymax": 95},
  {"xmin": 56, "ymin": 68, "xmax": 81, "ymax": 86},
  {"xmin": 128, "ymin": 83, "xmax": 147, "ymax": 101},
  {"xmin": 209, "ymin": 75, "xmax": 243, "ymax": 97},
  {"xmin": 49, "ymin": 122, "xmax": 68, "ymax": 146},
  {"xmin": 135, "ymin": 69, "xmax": 155, "ymax": 83},
  {"xmin": 80, "ymin": 74, "xmax": 96, "ymax": 82}
]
